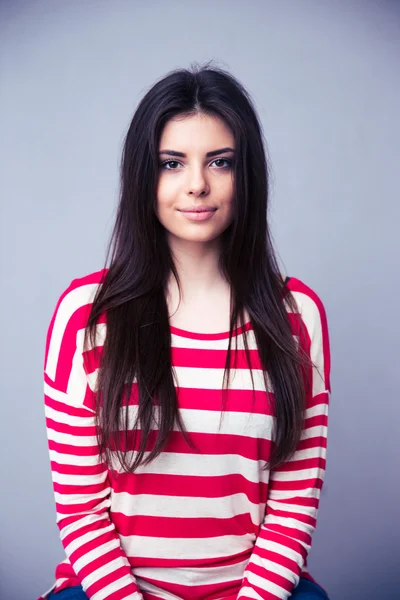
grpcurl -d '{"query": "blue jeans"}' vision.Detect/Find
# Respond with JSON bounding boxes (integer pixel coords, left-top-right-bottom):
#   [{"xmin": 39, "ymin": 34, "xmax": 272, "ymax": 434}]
[{"xmin": 47, "ymin": 577, "xmax": 330, "ymax": 599}]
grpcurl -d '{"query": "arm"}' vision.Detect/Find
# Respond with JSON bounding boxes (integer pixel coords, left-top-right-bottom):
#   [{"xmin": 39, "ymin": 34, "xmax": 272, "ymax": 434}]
[
  {"xmin": 44, "ymin": 279, "xmax": 143, "ymax": 600},
  {"xmin": 237, "ymin": 286, "xmax": 331, "ymax": 600}
]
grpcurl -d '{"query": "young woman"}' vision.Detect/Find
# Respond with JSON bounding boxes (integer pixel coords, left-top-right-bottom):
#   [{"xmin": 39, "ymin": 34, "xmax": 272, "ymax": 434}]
[{"xmin": 40, "ymin": 63, "xmax": 331, "ymax": 600}]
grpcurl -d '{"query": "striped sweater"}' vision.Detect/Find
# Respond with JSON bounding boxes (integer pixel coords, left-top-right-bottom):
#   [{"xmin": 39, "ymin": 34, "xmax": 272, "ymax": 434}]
[{"xmin": 40, "ymin": 268, "xmax": 331, "ymax": 600}]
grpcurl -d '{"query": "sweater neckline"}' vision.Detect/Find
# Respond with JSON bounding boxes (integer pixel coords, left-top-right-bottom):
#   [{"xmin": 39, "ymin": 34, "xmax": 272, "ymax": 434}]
[{"xmin": 170, "ymin": 320, "xmax": 253, "ymax": 341}]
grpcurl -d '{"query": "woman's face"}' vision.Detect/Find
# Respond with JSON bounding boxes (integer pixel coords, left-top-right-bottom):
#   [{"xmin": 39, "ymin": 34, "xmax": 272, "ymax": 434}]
[{"xmin": 156, "ymin": 112, "xmax": 235, "ymax": 245}]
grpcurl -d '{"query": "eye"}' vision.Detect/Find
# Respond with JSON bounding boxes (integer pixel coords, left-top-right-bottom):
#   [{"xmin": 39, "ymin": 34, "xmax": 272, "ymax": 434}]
[
  {"xmin": 211, "ymin": 158, "xmax": 232, "ymax": 169},
  {"xmin": 160, "ymin": 160, "xmax": 181, "ymax": 170}
]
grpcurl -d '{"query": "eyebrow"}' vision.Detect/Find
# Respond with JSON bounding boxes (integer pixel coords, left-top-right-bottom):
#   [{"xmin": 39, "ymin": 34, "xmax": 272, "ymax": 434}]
[{"xmin": 158, "ymin": 147, "xmax": 236, "ymax": 158}]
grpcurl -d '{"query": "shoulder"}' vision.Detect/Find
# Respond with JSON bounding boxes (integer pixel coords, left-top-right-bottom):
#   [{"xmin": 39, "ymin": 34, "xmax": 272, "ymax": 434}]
[
  {"xmin": 52, "ymin": 267, "xmax": 107, "ymax": 314},
  {"xmin": 45, "ymin": 267, "xmax": 108, "ymax": 350},
  {"xmin": 283, "ymin": 275, "xmax": 330, "ymax": 360},
  {"xmin": 283, "ymin": 275, "xmax": 328, "ymax": 323}
]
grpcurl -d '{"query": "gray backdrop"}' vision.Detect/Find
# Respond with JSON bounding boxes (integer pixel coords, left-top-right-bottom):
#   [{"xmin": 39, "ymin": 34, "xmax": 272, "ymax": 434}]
[{"xmin": 1, "ymin": 1, "xmax": 399, "ymax": 599}]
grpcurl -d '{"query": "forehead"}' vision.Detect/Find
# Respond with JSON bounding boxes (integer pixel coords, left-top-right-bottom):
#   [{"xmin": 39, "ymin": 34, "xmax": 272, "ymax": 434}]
[{"xmin": 159, "ymin": 113, "xmax": 234, "ymax": 149}]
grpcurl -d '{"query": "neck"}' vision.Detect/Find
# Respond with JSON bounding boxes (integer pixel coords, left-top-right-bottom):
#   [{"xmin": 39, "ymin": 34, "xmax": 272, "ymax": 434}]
[{"xmin": 166, "ymin": 234, "xmax": 230, "ymax": 306}]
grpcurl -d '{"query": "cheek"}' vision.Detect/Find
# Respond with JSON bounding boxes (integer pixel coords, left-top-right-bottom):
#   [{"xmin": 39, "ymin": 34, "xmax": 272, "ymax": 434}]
[
  {"xmin": 158, "ymin": 176, "xmax": 179, "ymax": 201},
  {"xmin": 156, "ymin": 181, "xmax": 174, "ymax": 216}
]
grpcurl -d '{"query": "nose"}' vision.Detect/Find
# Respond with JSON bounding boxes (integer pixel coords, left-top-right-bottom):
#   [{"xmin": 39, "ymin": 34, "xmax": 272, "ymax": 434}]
[{"xmin": 187, "ymin": 165, "xmax": 209, "ymax": 196}]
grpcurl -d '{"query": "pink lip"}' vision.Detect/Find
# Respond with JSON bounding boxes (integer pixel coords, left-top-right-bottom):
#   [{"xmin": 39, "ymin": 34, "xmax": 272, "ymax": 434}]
[
  {"xmin": 179, "ymin": 206, "xmax": 216, "ymax": 213},
  {"xmin": 179, "ymin": 208, "xmax": 217, "ymax": 222}
]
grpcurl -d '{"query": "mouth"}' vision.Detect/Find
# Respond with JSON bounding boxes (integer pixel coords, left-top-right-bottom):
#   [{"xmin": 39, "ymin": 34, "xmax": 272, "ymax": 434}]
[
  {"xmin": 178, "ymin": 207, "xmax": 217, "ymax": 213},
  {"xmin": 178, "ymin": 207, "xmax": 218, "ymax": 222}
]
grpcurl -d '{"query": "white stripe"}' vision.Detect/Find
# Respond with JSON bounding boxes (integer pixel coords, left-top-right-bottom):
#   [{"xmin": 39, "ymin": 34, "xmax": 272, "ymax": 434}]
[
  {"xmin": 49, "ymin": 449, "xmax": 102, "ymax": 467},
  {"xmin": 47, "ymin": 427, "xmax": 98, "ymax": 447},
  {"xmin": 271, "ymin": 464, "xmax": 325, "ymax": 483},
  {"xmin": 290, "ymin": 290, "xmax": 326, "ymax": 397},
  {"xmin": 54, "ymin": 489, "xmax": 110, "ymax": 505},
  {"xmin": 90, "ymin": 579, "xmax": 142, "ymax": 600},
  {"xmin": 267, "ymin": 498, "xmax": 321, "ymax": 517},
  {"xmin": 119, "ymin": 532, "xmax": 255, "ymax": 560},
  {"xmin": 267, "ymin": 486, "xmax": 320, "ymax": 502},
  {"xmin": 305, "ymin": 402, "xmax": 329, "ymax": 418},
  {"xmin": 170, "ymin": 329, "xmax": 260, "ymax": 350},
  {"xmin": 120, "ymin": 405, "xmax": 275, "ymax": 438},
  {"xmin": 110, "ymin": 447, "xmax": 272, "ymax": 478},
  {"xmin": 286, "ymin": 446, "xmax": 327, "ymax": 462},
  {"xmin": 262, "ymin": 513, "xmax": 316, "ymax": 536},
  {"xmin": 173, "ymin": 365, "xmax": 273, "ymax": 392},
  {"xmin": 111, "ymin": 491, "xmax": 263, "ymax": 522},
  {"xmin": 52, "ymin": 471, "xmax": 105, "ymax": 486},
  {"xmin": 45, "ymin": 403, "xmax": 95, "ymax": 427},
  {"xmin": 250, "ymin": 538, "xmax": 304, "ymax": 563},
  {"xmin": 67, "ymin": 346, "xmax": 88, "ymax": 397},
  {"xmin": 78, "ymin": 321, "xmax": 107, "ymax": 351},
  {"xmin": 300, "ymin": 424, "xmax": 328, "ymax": 441},
  {"xmin": 59, "ymin": 512, "xmax": 111, "ymax": 541}
]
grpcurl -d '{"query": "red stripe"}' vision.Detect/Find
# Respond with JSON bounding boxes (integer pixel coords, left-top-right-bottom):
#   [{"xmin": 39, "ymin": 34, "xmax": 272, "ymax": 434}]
[
  {"xmin": 275, "ymin": 455, "xmax": 326, "ymax": 473},
  {"xmin": 170, "ymin": 320, "xmax": 253, "ymax": 341},
  {"xmin": 85, "ymin": 566, "xmax": 138, "ymax": 597},
  {"xmin": 48, "ymin": 439, "xmax": 99, "ymax": 456},
  {"xmin": 53, "ymin": 481, "xmax": 107, "ymax": 496},
  {"xmin": 46, "ymin": 417, "xmax": 97, "ymax": 437},
  {"xmin": 171, "ymin": 346, "xmax": 263, "ymax": 369},
  {"xmin": 45, "ymin": 395, "xmax": 95, "ymax": 418},
  {"xmin": 263, "ymin": 523, "xmax": 311, "ymax": 546},
  {"xmin": 56, "ymin": 497, "xmax": 109, "ymax": 515},
  {"xmin": 275, "ymin": 495, "xmax": 318, "ymax": 508},
  {"xmin": 110, "ymin": 512, "xmax": 255, "ymax": 539},
  {"xmin": 50, "ymin": 461, "xmax": 106, "ymax": 476},
  {"xmin": 266, "ymin": 506, "xmax": 317, "ymax": 528},
  {"xmin": 56, "ymin": 511, "xmax": 108, "ymax": 532},
  {"xmin": 251, "ymin": 545, "xmax": 299, "ymax": 573},
  {"xmin": 269, "ymin": 478, "xmax": 323, "ymax": 492},
  {"xmin": 255, "ymin": 528, "xmax": 308, "ymax": 557}
]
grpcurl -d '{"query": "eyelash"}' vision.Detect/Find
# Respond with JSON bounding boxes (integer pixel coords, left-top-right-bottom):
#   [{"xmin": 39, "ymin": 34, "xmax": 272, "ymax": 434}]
[{"xmin": 159, "ymin": 158, "xmax": 233, "ymax": 170}]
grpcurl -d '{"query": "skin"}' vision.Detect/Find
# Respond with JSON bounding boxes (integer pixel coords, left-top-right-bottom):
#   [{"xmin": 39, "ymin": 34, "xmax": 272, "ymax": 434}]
[{"xmin": 156, "ymin": 112, "xmax": 240, "ymax": 333}]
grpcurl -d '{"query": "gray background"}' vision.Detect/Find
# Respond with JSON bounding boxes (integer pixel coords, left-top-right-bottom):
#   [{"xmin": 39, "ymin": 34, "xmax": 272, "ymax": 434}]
[{"xmin": 1, "ymin": 1, "xmax": 399, "ymax": 599}]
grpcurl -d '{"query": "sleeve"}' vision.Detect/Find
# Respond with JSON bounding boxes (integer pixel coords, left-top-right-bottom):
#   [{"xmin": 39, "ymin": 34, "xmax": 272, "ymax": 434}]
[
  {"xmin": 237, "ymin": 287, "xmax": 331, "ymax": 600},
  {"xmin": 44, "ymin": 279, "xmax": 144, "ymax": 600}
]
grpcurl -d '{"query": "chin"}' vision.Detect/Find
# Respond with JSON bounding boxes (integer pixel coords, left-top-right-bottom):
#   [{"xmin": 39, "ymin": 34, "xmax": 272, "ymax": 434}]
[{"xmin": 168, "ymin": 229, "xmax": 223, "ymax": 244}]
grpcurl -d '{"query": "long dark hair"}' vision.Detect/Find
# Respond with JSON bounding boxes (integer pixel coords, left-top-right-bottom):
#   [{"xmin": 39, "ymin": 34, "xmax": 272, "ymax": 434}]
[{"xmin": 84, "ymin": 61, "xmax": 313, "ymax": 473}]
